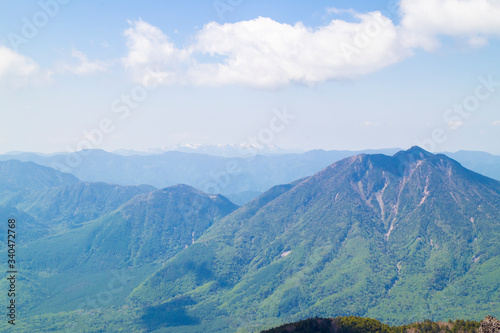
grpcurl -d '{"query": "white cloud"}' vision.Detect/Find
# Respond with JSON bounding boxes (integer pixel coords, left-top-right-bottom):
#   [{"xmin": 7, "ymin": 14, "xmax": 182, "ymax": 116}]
[
  {"xmin": 122, "ymin": 19, "xmax": 190, "ymax": 84},
  {"xmin": 0, "ymin": 46, "xmax": 47, "ymax": 87},
  {"xmin": 193, "ymin": 15, "xmax": 409, "ymax": 87},
  {"xmin": 492, "ymin": 121, "xmax": 500, "ymax": 126},
  {"xmin": 124, "ymin": 15, "xmax": 409, "ymax": 88},
  {"xmin": 59, "ymin": 49, "xmax": 108, "ymax": 75},
  {"xmin": 400, "ymin": 0, "xmax": 500, "ymax": 50}
]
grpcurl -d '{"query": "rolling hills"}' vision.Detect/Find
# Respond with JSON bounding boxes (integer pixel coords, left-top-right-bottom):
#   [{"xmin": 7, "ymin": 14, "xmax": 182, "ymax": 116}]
[{"xmin": 7, "ymin": 184, "xmax": 238, "ymax": 316}]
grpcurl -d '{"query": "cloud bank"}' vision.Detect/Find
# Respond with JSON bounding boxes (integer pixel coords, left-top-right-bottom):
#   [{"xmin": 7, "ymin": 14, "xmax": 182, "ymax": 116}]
[
  {"xmin": 4, "ymin": 0, "xmax": 500, "ymax": 88},
  {"xmin": 123, "ymin": 14, "xmax": 408, "ymax": 88}
]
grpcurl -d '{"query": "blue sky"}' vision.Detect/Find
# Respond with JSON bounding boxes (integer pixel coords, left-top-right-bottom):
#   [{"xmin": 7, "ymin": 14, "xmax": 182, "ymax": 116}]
[{"xmin": 1, "ymin": 0, "xmax": 500, "ymax": 154}]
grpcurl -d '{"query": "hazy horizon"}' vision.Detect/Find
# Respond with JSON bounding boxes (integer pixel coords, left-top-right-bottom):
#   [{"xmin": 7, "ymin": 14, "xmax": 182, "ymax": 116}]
[{"xmin": 2, "ymin": 144, "xmax": 500, "ymax": 158}]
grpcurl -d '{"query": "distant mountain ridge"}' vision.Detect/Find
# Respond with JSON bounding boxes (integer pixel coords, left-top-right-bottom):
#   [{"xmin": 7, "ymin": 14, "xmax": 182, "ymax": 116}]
[
  {"xmin": 0, "ymin": 148, "xmax": 402, "ymax": 205},
  {"xmin": 1, "ymin": 148, "xmax": 499, "ymax": 207},
  {"xmin": 0, "ymin": 159, "xmax": 79, "ymax": 194}
]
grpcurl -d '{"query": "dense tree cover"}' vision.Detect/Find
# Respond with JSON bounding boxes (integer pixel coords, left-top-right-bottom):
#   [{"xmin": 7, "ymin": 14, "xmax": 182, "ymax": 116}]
[
  {"xmin": 262, "ymin": 316, "xmax": 482, "ymax": 333},
  {"xmin": 0, "ymin": 313, "xmax": 483, "ymax": 332}
]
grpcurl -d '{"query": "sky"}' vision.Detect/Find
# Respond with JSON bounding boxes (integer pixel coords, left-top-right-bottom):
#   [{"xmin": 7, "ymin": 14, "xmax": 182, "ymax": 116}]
[{"xmin": 0, "ymin": 0, "xmax": 499, "ymax": 155}]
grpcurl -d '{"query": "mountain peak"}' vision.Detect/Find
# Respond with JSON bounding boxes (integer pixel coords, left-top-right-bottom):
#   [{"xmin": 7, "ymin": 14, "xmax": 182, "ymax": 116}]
[
  {"xmin": 131, "ymin": 144, "xmax": 500, "ymax": 329},
  {"xmin": 162, "ymin": 184, "xmax": 198, "ymax": 192},
  {"xmin": 394, "ymin": 146, "xmax": 434, "ymax": 160}
]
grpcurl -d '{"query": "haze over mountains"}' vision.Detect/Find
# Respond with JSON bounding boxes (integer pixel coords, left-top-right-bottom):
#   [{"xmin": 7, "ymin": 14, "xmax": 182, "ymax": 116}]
[
  {"xmin": 1, "ymin": 146, "xmax": 499, "ymax": 205},
  {"xmin": 0, "ymin": 146, "xmax": 499, "ymax": 332},
  {"xmin": 113, "ymin": 144, "xmax": 305, "ymax": 157}
]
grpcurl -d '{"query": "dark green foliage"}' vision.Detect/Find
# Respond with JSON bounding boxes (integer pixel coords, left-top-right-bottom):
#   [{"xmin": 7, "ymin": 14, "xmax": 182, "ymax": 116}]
[
  {"xmin": 262, "ymin": 316, "xmax": 397, "ymax": 333},
  {"xmin": 335, "ymin": 316, "xmax": 394, "ymax": 333},
  {"xmin": 262, "ymin": 317, "xmax": 339, "ymax": 333},
  {"xmin": 396, "ymin": 318, "xmax": 481, "ymax": 333},
  {"xmin": 263, "ymin": 317, "xmax": 482, "ymax": 333},
  {"xmin": 140, "ymin": 296, "xmax": 200, "ymax": 330}
]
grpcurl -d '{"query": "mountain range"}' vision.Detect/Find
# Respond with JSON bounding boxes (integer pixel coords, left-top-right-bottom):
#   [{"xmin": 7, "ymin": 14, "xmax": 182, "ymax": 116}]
[
  {"xmin": 0, "ymin": 147, "xmax": 499, "ymax": 332},
  {"xmin": 2, "ymin": 147, "xmax": 499, "ymax": 206}
]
